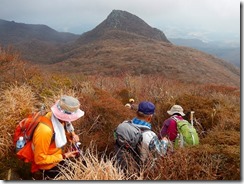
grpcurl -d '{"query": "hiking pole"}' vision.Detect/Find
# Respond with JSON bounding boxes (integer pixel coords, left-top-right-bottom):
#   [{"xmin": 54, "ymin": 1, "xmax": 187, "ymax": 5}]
[
  {"xmin": 73, "ymin": 141, "xmax": 83, "ymax": 157},
  {"xmin": 40, "ymin": 104, "xmax": 46, "ymax": 115},
  {"xmin": 190, "ymin": 111, "xmax": 195, "ymax": 126}
]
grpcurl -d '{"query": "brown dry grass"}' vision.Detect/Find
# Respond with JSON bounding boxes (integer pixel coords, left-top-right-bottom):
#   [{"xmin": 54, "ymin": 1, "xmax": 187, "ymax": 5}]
[
  {"xmin": 54, "ymin": 143, "xmax": 142, "ymax": 180},
  {"xmin": 0, "ymin": 84, "xmax": 38, "ymax": 158},
  {"xmin": 0, "ymin": 48, "xmax": 240, "ymax": 180}
]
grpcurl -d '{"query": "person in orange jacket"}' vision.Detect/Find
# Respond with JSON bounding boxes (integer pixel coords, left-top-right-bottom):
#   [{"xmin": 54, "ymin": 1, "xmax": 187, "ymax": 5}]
[{"xmin": 32, "ymin": 95, "xmax": 85, "ymax": 179}]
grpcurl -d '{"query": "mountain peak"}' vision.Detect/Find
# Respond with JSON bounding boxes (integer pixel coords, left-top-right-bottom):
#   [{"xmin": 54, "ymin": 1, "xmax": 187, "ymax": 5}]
[
  {"xmin": 78, "ymin": 10, "xmax": 170, "ymax": 44},
  {"xmin": 104, "ymin": 10, "xmax": 170, "ymax": 42},
  {"xmin": 108, "ymin": 9, "xmax": 128, "ymax": 19},
  {"xmin": 105, "ymin": 10, "xmax": 142, "ymax": 28}
]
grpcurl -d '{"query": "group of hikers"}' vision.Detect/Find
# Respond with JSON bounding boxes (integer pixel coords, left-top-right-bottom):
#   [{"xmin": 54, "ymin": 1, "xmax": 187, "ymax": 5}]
[
  {"xmin": 117, "ymin": 100, "xmax": 196, "ymax": 174},
  {"xmin": 14, "ymin": 95, "xmax": 199, "ymax": 180}
]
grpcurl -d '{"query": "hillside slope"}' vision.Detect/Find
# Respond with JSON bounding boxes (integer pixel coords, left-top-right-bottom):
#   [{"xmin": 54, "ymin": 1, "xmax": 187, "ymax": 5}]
[
  {"xmin": 48, "ymin": 10, "xmax": 239, "ymax": 87},
  {"xmin": 48, "ymin": 33, "xmax": 240, "ymax": 87}
]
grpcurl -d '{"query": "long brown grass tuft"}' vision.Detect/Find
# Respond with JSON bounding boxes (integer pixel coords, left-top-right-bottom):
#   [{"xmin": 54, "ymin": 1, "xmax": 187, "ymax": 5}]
[
  {"xmin": 54, "ymin": 143, "xmax": 143, "ymax": 180},
  {"xmin": 0, "ymin": 84, "xmax": 37, "ymax": 158}
]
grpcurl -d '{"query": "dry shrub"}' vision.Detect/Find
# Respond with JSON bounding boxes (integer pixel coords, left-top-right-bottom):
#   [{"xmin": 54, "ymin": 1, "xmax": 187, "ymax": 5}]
[
  {"xmin": 146, "ymin": 144, "xmax": 240, "ymax": 180},
  {"xmin": 201, "ymin": 130, "xmax": 240, "ymax": 148},
  {"xmin": 116, "ymin": 88, "xmax": 131, "ymax": 105},
  {"xmin": 0, "ymin": 126, "xmax": 10, "ymax": 159},
  {"xmin": 202, "ymin": 84, "xmax": 239, "ymax": 96},
  {"xmin": 200, "ymin": 129, "xmax": 240, "ymax": 175},
  {"xmin": 0, "ymin": 84, "xmax": 37, "ymax": 158},
  {"xmin": 54, "ymin": 144, "xmax": 132, "ymax": 180},
  {"xmin": 207, "ymin": 94, "xmax": 240, "ymax": 132},
  {"xmin": 0, "ymin": 46, "xmax": 41, "ymax": 86},
  {"xmin": 29, "ymin": 73, "xmax": 87, "ymax": 113},
  {"xmin": 78, "ymin": 88, "xmax": 135, "ymax": 154},
  {"xmin": 148, "ymin": 146, "xmax": 225, "ymax": 180},
  {"xmin": 28, "ymin": 73, "xmax": 73, "ymax": 101},
  {"xmin": 0, "ymin": 69, "xmax": 240, "ymax": 180}
]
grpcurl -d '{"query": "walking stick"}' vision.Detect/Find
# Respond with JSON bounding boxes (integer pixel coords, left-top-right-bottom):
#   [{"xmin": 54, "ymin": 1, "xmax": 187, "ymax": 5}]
[{"xmin": 190, "ymin": 111, "xmax": 195, "ymax": 126}]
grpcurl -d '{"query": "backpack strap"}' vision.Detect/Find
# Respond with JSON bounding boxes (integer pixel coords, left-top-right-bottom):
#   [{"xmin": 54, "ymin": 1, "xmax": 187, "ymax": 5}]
[
  {"xmin": 38, "ymin": 116, "xmax": 53, "ymax": 131},
  {"xmin": 171, "ymin": 116, "xmax": 179, "ymax": 122},
  {"xmin": 171, "ymin": 116, "xmax": 184, "ymax": 147},
  {"xmin": 171, "ymin": 116, "xmax": 188, "ymax": 129},
  {"xmin": 38, "ymin": 116, "xmax": 55, "ymax": 141},
  {"xmin": 126, "ymin": 120, "xmax": 143, "ymax": 134},
  {"xmin": 129, "ymin": 119, "xmax": 151, "ymax": 132},
  {"xmin": 24, "ymin": 112, "xmax": 42, "ymax": 141},
  {"xmin": 28, "ymin": 115, "xmax": 54, "ymax": 141}
]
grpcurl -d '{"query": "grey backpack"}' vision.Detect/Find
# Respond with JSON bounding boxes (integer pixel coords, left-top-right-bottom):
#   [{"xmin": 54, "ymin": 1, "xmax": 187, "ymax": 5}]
[{"xmin": 114, "ymin": 120, "xmax": 143, "ymax": 150}]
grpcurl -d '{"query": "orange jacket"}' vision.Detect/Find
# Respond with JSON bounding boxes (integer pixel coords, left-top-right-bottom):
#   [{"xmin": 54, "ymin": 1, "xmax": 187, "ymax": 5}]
[{"xmin": 32, "ymin": 112, "xmax": 63, "ymax": 171}]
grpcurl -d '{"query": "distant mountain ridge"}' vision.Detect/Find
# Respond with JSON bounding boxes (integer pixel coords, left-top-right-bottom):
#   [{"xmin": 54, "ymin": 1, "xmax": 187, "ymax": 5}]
[
  {"xmin": 0, "ymin": 19, "xmax": 79, "ymax": 63},
  {"xmin": 169, "ymin": 38, "xmax": 240, "ymax": 67},
  {"xmin": 0, "ymin": 10, "xmax": 240, "ymax": 87},
  {"xmin": 0, "ymin": 19, "xmax": 79, "ymax": 44}
]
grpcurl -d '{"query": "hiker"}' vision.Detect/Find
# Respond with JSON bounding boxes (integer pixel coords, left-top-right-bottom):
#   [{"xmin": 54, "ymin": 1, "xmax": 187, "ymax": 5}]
[
  {"xmin": 115, "ymin": 101, "xmax": 165, "ymax": 174},
  {"xmin": 124, "ymin": 98, "xmax": 138, "ymax": 111},
  {"xmin": 159, "ymin": 105, "xmax": 185, "ymax": 142},
  {"xmin": 159, "ymin": 104, "xmax": 199, "ymax": 149},
  {"xmin": 32, "ymin": 95, "xmax": 84, "ymax": 179}
]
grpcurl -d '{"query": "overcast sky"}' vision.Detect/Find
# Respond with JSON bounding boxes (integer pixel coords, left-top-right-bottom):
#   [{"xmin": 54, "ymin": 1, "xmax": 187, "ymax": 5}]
[{"xmin": 0, "ymin": 0, "xmax": 241, "ymax": 42}]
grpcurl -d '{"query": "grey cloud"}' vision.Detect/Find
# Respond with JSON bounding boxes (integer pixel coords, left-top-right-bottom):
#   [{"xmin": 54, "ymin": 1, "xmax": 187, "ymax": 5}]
[{"xmin": 0, "ymin": 0, "xmax": 240, "ymax": 41}]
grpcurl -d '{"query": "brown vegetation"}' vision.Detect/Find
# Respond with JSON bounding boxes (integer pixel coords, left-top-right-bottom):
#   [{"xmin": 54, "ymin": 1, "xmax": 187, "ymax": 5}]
[
  {"xmin": 0, "ymin": 48, "xmax": 240, "ymax": 180},
  {"xmin": 47, "ymin": 36, "xmax": 240, "ymax": 87}
]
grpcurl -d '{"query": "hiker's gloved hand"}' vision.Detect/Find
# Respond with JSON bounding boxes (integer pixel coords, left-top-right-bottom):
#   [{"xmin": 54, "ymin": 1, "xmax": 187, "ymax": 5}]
[
  {"xmin": 72, "ymin": 132, "xmax": 79, "ymax": 142},
  {"xmin": 67, "ymin": 132, "xmax": 80, "ymax": 142},
  {"xmin": 63, "ymin": 150, "xmax": 79, "ymax": 159}
]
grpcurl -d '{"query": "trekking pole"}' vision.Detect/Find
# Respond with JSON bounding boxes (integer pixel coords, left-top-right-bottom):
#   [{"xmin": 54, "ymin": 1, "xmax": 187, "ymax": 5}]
[
  {"xmin": 72, "ymin": 141, "xmax": 83, "ymax": 157},
  {"xmin": 40, "ymin": 104, "xmax": 46, "ymax": 115},
  {"xmin": 190, "ymin": 111, "xmax": 195, "ymax": 126}
]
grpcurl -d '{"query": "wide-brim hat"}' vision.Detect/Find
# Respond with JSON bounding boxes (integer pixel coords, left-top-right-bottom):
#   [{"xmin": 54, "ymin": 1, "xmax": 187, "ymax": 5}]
[
  {"xmin": 167, "ymin": 105, "xmax": 185, "ymax": 116},
  {"xmin": 51, "ymin": 95, "xmax": 85, "ymax": 122},
  {"xmin": 129, "ymin": 98, "xmax": 135, "ymax": 103}
]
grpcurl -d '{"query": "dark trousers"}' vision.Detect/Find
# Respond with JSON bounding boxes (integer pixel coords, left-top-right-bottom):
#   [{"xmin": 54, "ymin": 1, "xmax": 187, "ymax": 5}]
[
  {"xmin": 42, "ymin": 160, "xmax": 65, "ymax": 180},
  {"xmin": 115, "ymin": 143, "xmax": 141, "ymax": 175}
]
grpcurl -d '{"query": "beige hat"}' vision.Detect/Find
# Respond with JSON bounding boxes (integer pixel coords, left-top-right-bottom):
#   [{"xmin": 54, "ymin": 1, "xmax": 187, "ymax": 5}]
[
  {"xmin": 167, "ymin": 105, "xmax": 185, "ymax": 116},
  {"xmin": 129, "ymin": 98, "xmax": 135, "ymax": 103},
  {"xmin": 125, "ymin": 103, "xmax": 132, "ymax": 108},
  {"xmin": 51, "ymin": 95, "xmax": 85, "ymax": 122}
]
